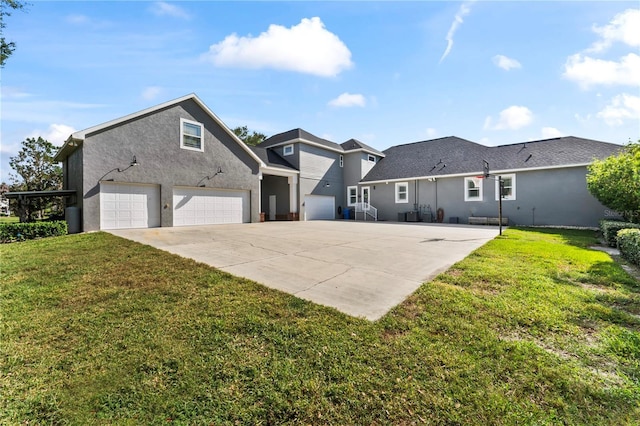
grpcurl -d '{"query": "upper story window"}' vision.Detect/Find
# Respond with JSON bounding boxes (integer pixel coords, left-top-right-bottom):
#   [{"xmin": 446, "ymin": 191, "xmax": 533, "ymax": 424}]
[
  {"xmin": 395, "ymin": 182, "xmax": 408, "ymax": 203},
  {"xmin": 464, "ymin": 177, "xmax": 483, "ymax": 201},
  {"xmin": 347, "ymin": 186, "xmax": 357, "ymax": 206},
  {"xmin": 180, "ymin": 118, "xmax": 203, "ymax": 152},
  {"xmin": 283, "ymin": 144, "xmax": 294, "ymax": 156},
  {"xmin": 368, "ymin": 154, "xmax": 376, "ymax": 163},
  {"xmin": 340, "ymin": 155, "xmax": 344, "ymax": 167},
  {"xmin": 496, "ymin": 174, "xmax": 516, "ymax": 201}
]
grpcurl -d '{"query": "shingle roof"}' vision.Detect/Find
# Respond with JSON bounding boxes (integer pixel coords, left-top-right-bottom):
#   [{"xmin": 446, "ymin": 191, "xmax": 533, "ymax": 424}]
[
  {"xmin": 250, "ymin": 146, "xmax": 297, "ymax": 171},
  {"xmin": 362, "ymin": 136, "xmax": 624, "ymax": 182},
  {"xmin": 261, "ymin": 128, "xmax": 343, "ymax": 152},
  {"xmin": 341, "ymin": 138, "xmax": 385, "ymax": 156}
]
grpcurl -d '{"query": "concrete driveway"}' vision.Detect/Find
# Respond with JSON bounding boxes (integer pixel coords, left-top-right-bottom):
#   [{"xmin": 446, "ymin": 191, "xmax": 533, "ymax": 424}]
[{"xmin": 108, "ymin": 221, "xmax": 499, "ymax": 320}]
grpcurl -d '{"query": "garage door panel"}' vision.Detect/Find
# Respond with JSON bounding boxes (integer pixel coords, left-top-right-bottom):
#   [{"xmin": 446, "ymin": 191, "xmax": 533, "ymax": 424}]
[
  {"xmin": 304, "ymin": 195, "xmax": 335, "ymax": 220},
  {"xmin": 173, "ymin": 187, "xmax": 249, "ymax": 226},
  {"xmin": 100, "ymin": 182, "xmax": 160, "ymax": 230}
]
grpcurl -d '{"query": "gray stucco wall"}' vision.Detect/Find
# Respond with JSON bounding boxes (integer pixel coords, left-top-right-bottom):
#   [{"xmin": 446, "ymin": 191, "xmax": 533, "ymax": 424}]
[
  {"xmin": 78, "ymin": 99, "xmax": 260, "ymax": 231},
  {"xmin": 364, "ymin": 166, "xmax": 612, "ymax": 227},
  {"xmin": 298, "ymin": 144, "xmax": 344, "ymax": 219}
]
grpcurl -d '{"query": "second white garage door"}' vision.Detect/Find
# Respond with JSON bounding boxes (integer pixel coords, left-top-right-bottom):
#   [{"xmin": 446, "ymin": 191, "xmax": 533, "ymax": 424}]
[
  {"xmin": 173, "ymin": 187, "xmax": 250, "ymax": 226},
  {"xmin": 304, "ymin": 195, "xmax": 335, "ymax": 220}
]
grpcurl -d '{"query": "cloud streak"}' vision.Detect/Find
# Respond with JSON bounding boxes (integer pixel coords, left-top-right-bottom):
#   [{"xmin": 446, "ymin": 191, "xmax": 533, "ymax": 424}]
[
  {"xmin": 328, "ymin": 93, "xmax": 366, "ymax": 108},
  {"xmin": 440, "ymin": 1, "xmax": 475, "ymax": 63}
]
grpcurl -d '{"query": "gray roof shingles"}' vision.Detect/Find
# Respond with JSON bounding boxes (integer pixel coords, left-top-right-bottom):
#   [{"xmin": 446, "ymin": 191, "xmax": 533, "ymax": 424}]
[
  {"xmin": 362, "ymin": 136, "xmax": 624, "ymax": 182},
  {"xmin": 250, "ymin": 145, "xmax": 297, "ymax": 171}
]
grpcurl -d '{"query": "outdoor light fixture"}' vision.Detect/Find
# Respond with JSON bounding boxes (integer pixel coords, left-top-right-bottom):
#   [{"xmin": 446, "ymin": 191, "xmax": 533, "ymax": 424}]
[
  {"xmin": 325, "ymin": 181, "xmax": 331, "ymax": 188},
  {"xmin": 117, "ymin": 155, "xmax": 139, "ymax": 172},
  {"xmin": 197, "ymin": 167, "xmax": 224, "ymax": 187}
]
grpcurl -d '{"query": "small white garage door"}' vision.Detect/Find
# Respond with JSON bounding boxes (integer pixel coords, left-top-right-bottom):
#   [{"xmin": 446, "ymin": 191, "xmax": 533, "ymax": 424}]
[
  {"xmin": 100, "ymin": 182, "xmax": 161, "ymax": 230},
  {"xmin": 173, "ymin": 187, "xmax": 250, "ymax": 226},
  {"xmin": 304, "ymin": 195, "xmax": 335, "ymax": 220}
]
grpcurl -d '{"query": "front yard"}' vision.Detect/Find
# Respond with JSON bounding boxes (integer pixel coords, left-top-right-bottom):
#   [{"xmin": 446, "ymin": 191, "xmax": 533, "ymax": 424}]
[{"xmin": 1, "ymin": 228, "xmax": 639, "ymax": 424}]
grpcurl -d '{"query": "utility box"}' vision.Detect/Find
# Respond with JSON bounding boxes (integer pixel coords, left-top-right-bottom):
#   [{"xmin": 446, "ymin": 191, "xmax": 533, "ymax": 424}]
[
  {"xmin": 406, "ymin": 211, "xmax": 419, "ymax": 222},
  {"xmin": 449, "ymin": 216, "xmax": 459, "ymax": 224},
  {"xmin": 397, "ymin": 212, "xmax": 406, "ymax": 222}
]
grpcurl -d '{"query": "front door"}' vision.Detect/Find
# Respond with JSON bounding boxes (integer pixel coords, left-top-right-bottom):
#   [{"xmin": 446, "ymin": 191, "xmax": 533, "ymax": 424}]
[
  {"xmin": 269, "ymin": 195, "xmax": 276, "ymax": 221},
  {"xmin": 361, "ymin": 186, "xmax": 370, "ymax": 210}
]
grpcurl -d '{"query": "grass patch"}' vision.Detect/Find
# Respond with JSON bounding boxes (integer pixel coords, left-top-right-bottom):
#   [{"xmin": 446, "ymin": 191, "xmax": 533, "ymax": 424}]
[{"xmin": 1, "ymin": 228, "xmax": 639, "ymax": 424}]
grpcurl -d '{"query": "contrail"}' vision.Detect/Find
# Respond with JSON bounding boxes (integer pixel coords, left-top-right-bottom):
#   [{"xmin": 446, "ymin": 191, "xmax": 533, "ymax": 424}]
[{"xmin": 440, "ymin": 1, "xmax": 475, "ymax": 63}]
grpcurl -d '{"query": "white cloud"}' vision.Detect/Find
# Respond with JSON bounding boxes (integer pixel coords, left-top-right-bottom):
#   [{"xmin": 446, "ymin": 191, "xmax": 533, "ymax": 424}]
[
  {"xmin": 439, "ymin": 1, "xmax": 475, "ymax": 63},
  {"xmin": 150, "ymin": 2, "xmax": 191, "ymax": 20},
  {"xmin": 541, "ymin": 127, "xmax": 563, "ymax": 139},
  {"xmin": 563, "ymin": 52, "xmax": 640, "ymax": 89},
  {"xmin": 596, "ymin": 93, "xmax": 640, "ymax": 126},
  {"xmin": 328, "ymin": 93, "xmax": 366, "ymax": 108},
  {"xmin": 66, "ymin": 14, "xmax": 90, "ymax": 25},
  {"xmin": 492, "ymin": 54, "xmax": 521, "ymax": 71},
  {"xmin": 484, "ymin": 106, "xmax": 533, "ymax": 130},
  {"xmin": 426, "ymin": 128, "xmax": 438, "ymax": 138},
  {"xmin": 28, "ymin": 124, "xmax": 76, "ymax": 146},
  {"xmin": 588, "ymin": 9, "xmax": 640, "ymax": 53},
  {"xmin": 141, "ymin": 86, "xmax": 163, "ymax": 101},
  {"xmin": 202, "ymin": 17, "xmax": 353, "ymax": 77}
]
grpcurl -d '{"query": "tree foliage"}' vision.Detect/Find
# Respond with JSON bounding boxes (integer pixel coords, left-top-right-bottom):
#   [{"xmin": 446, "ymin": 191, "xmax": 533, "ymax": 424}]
[
  {"xmin": 1, "ymin": 0, "xmax": 27, "ymax": 67},
  {"xmin": 232, "ymin": 126, "xmax": 266, "ymax": 146},
  {"xmin": 9, "ymin": 136, "xmax": 63, "ymax": 221},
  {"xmin": 587, "ymin": 141, "xmax": 640, "ymax": 223}
]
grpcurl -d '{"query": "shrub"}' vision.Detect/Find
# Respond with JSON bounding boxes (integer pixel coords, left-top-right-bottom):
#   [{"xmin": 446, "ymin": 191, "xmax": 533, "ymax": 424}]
[
  {"xmin": 617, "ymin": 228, "xmax": 640, "ymax": 267},
  {"xmin": 0, "ymin": 221, "xmax": 68, "ymax": 243},
  {"xmin": 600, "ymin": 220, "xmax": 640, "ymax": 247}
]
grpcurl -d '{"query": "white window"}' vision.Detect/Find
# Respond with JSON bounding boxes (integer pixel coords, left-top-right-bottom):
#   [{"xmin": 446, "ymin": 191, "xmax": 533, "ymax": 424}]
[
  {"xmin": 340, "ymin": 155, "xmax": 344, "ymax": 168},
  {"xmin": 495, "ymin": 174, "xmax": 516, "ymax": 201},
  {"xmin": 464, "ymin": 177, "xmax": 483, "ymax": 201},
  {"xmin": 283, "ymin": 144, "xmax": 294, "ymax": 156},
  {"xmin": 368, "ymin": 154, "xmax": 376, "ymax": 163},
  {"xmin": 395, "ymin": 182, "xmax": 408, "ymax": 203},
  {"xmin": 347, "ymin": 186, "xmax": 357, "ymax": 206},
  {"xmin": 180, "ymin": 118, "xmax": 204, "ymax": 152}
]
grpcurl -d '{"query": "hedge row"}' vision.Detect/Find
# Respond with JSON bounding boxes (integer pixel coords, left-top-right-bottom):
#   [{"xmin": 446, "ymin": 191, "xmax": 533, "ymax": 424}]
[
  {"xmin": 0, "ymin": 221, "xmax": 68, "ymax": 243},
  {"xmin": 617, "ymin": 229, "xmax": 640, "ymax": 267},
  {"xmin": 600, "ymin": 220, "xmax": 640, "ymax": 247}
]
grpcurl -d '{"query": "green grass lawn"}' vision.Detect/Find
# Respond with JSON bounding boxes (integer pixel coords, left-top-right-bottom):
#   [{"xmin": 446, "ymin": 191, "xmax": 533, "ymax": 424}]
[
  {"xmin": 0, "ymin": 215, "xmax": 18, "ymax": 223},
  {"xmin": 1, "ymin": 228, "xmax": 639, "ymax": 425}
]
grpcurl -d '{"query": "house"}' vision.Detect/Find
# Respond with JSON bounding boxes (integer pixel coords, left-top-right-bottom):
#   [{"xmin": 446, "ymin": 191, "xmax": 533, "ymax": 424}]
[{"xmin": 54, "ymin": 94, "xmax": 622, "ymax": 232}]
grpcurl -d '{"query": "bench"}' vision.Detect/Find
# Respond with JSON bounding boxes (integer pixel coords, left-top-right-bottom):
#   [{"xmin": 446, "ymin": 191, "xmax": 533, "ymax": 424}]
[{"xmin": 468, "ymin": 216, "xmax": 508, "ymax": 225}]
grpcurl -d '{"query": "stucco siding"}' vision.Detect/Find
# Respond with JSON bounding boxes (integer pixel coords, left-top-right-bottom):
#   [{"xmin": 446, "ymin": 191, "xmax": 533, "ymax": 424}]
[
  {"xmin": 298, "ymin": 144, "xmax": 344, "ymax": 219},
  {"xmin": 367, "ymin": 166, "xmax": 611, "ymax": 227},
  {"xmin": 80, "ymin": 99, "xmax": 260, "ymax": 231}
]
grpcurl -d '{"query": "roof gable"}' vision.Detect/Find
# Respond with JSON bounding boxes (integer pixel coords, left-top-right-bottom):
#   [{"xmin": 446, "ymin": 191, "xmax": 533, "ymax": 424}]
[{"xmin": 54, "ymin": 94, "xmax": 265, "ymax": 166}]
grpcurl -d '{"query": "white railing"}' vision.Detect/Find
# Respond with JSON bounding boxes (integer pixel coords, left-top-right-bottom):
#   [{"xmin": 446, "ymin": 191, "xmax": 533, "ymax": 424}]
[{"xmin": 354, "ymin": 202, "xmax": 377, "ymax": 221}]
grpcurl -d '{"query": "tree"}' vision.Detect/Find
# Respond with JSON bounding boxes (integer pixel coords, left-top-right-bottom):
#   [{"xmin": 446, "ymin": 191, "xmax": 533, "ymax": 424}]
[
  {"xmin": 587, "ymin": 141, "xmax": 640, "ymax": 223},
  {"xmin": 232, "ymin": 125, "xmax": 266, "ymax": 146},
  {"xmin": 1, "ymin": 0, "xmax": 27, "ymax": 67},
  {"xmin": 9, "ymin": 136, "xmax": 63, "ymax": 221}
]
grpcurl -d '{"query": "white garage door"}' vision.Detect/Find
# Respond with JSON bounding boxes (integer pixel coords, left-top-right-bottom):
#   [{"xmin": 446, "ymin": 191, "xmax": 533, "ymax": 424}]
[
  {"xmin": 173, "ymin": 187, "xmax": 250, "ymax": 226},
  {"xmin": 100, "ymin": 182, "xmax": 160, "ymax": 230},
  {"xmin": 304, "ymin": 195, "xmax": 335, "ymax": 220}
]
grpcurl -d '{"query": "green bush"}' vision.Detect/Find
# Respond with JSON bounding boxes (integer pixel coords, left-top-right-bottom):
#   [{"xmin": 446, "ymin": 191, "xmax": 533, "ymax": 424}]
[
  {"xmin": 617, "ymin": 228, "xmax": 640, "ymax": 267},
  {"xmin": 600, "ymin": 220, "xmax": 640, "ymax": 247},
  {"xmin": 0, "ymin": 221, "xmax": 68, "ymax": 243}
]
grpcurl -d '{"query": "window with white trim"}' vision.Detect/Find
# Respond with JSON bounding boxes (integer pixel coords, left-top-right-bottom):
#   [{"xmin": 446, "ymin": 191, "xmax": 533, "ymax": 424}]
[
  {"xmin": 347, "ymin": 186, "xmax": 357, "ymax": 206},
  {"xmin": 368, "ymin": 154, "xmax": 376, "ymax": 163},
  {"xmin": 180, "ymin": 118, "xmax": 203, "ymax": 151},
  {"xmin": 283, "ymin": 144, "xmax": 294, "ymax": 156},
  {"xmin": 340, "ymin": 155, "xmax": 344, "ymax": 167},
  {"xmin": 464, "ymin": 177, "xmax": 483, "ymax": 201},
  {"xmin": 395, "ymin": 182, "xmax": 408, "ymax": 203},
  {"xmin": 495, "ymin": 174, "xmax": 516, "ymax": 201}
]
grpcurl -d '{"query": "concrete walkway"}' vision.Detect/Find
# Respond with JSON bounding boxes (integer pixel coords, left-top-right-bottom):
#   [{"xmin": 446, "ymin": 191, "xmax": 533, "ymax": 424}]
[{"xmin": 108, "ymin": 221, "xmax": 499, "ymax": 320}]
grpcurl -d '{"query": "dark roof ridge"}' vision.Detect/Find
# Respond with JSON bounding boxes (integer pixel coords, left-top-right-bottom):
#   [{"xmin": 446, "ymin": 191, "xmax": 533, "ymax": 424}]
[
  {"xmin": 384, "ymin": 136, "xmax": 482, "ymax": 150},
  {"xmin": 492, "ymin": 136, "xmax": 615, "ymax": 148}
]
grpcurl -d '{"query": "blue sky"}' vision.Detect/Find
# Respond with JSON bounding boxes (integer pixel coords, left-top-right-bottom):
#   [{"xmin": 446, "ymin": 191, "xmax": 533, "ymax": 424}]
[{"xmin": 2, "ymin": 1, "xmax": 639, "ymax": 183}]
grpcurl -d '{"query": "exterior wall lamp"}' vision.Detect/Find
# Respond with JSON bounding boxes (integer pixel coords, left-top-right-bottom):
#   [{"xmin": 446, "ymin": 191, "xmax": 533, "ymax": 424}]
[{"xmin": 117, "ymin": 155, "xmax": 138, "ymax": 172}]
